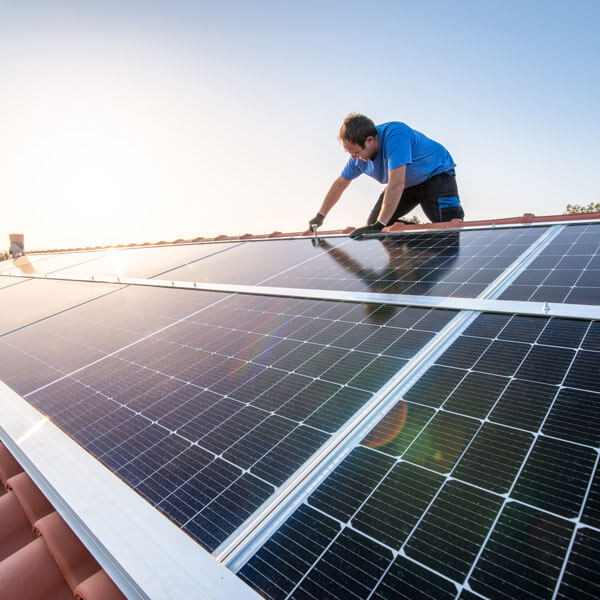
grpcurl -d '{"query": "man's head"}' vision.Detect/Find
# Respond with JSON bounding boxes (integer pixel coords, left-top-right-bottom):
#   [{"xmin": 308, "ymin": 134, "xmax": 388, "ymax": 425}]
[{"xmin": 338, "ymin": 113, "xmax": 379, "ymax": 161}]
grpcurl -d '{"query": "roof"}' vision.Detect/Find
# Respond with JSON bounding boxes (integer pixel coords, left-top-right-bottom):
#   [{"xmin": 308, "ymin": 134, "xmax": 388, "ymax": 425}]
[
  {"xmin": 19, "ymin": 211, "xmax": 600, "ymax": 254},
  {"xmin": 1, "ymin": 213, "xmax": 599, "ymax": 599},
  {"xmin": 0, "ymin": 442, "xmax": 125, "ymax": 600}
]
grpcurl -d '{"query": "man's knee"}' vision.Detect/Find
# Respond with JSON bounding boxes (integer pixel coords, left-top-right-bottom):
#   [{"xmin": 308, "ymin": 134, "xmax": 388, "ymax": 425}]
[{"xmin": 437, "ymin": 196, "xmax": 463, "ymax": 222}]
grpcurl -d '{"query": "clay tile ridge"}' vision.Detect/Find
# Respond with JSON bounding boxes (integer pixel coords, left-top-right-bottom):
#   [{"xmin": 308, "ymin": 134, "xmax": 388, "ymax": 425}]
[
  {"xmin": 23, "ymin": 211, "xmax": 600, "ymax": 255},
  {"xmin": 0, "ymin": 442, "xmax": 126, "ymax": 600},
  {"xmin": 385, "ymin": 211, "xmax": 600, "ymax": 232}
]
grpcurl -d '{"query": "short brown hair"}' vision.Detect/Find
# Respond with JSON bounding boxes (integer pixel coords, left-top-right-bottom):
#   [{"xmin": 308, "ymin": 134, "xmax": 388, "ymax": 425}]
[{"xmin": 338, "ymin": 113, "xmax": 377, "ymax": 147}]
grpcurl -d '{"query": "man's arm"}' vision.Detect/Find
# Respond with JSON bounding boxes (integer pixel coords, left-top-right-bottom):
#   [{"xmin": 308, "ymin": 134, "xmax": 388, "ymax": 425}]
[
  {"xmin": 376, "ymin": 165, "xmax": 406, "ymax": 224},
  {"xmin": 319, "ymin": 175, "xmax": 351, "ymax": 216},
  {"xmin": 349, "ymin": 165, "xmax": 407, "ymax": 239},
  {"xmin": 309, "ymin": 175, "xmax": 350, "ymax": 230}
]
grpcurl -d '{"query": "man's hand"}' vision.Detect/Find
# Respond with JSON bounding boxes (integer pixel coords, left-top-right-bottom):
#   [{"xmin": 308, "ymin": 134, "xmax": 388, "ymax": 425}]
[
  {"xmin": 308, "ymin": 213, "xmax": 325, "ymax": 230},
  {"xmin": 349, "ymin": 221, "xmax": 386, "ymax": 239}
]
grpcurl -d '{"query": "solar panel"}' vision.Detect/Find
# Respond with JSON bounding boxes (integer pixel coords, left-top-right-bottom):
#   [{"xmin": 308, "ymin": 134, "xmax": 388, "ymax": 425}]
[
  {"xmin": 157, "ymin": 237, "xmax": 353, "ymax": 285},
  {"xmin": 0, "ymin": 249, "xmax": 110, "ymax": 276},
  {"xmin": 0, "ymin": 277, "xmax": 26, "ymax": 289},
  {"xmin": 238, "ymin": 313, "xmax": 599, "ymax": 599},
  {"xmin": 0, "ymin": 278, "xmax": 123, "ymax": 336},
  {"xmin": 0, "ymin": 283, "xmax": 456, "ymax": 553},
  {"xmin": 156, "ymin": 227, "xmax": 548, "ymax": 297},
  {"xmin": 49, "ymin": 242, "xmax": 240, "ymax": 279},
  {"xmin": 500, "ymin": 223, "xmax": 600, "ymax": 305},
  {"xmin": 1, "ymin": 220, "xmax": 599, "ymax": 599},
  {"xmin": 260, "ymin": 227, "xmax": 548, "ymax": 296}
]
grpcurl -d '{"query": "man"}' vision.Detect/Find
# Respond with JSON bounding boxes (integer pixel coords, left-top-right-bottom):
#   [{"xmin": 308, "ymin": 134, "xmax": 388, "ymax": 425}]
[{"xmin": 308, "ymin": 113, "xmax": 464, "ymax": 239}]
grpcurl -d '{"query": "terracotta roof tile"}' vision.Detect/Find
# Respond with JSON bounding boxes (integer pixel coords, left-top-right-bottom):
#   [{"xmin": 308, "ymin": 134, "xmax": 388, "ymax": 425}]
[
  {"xmin": 7, "ymin": 472, "xmax": 54, "ymax": 525},
  {"xmin": 0, "ymin": 536, "xmax": 73, "ymax": 600},
  {"xmin": 0, "ymin": 490, "xmax": 37, "ymax": 561},
  {"xmin": 0, "ymin": 443, "xmax": 126, "ymax": 600},
  {"xmin": 34, "ymin": 512, "xmax": 102, "ymax": 592},
  {"xmin": 74, "ymin": 570, "xmax": 128, "ymax": 600},
  {"xmin": 385, "ymin": 211, "xmax": 600, "ymax": 232},
  {"xmin": 22, "ymin": 211, "xmax": 600, "ymax": 255},
  {"xmin": 0, "ymin": 441, "xmax": 23, "ymax": 486}
]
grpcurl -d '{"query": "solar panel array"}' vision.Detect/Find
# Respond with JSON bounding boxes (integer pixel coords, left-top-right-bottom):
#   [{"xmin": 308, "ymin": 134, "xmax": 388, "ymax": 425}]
[
  {"xmin": 239, "ymin": 312, "xmax": 599, "ymax": 599},
  {"xmin": 0, "ymin": 221, "xmax": 598, "ymax": 600}
]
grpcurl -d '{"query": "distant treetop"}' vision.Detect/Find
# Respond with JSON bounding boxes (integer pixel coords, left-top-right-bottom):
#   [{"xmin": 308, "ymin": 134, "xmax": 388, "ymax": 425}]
[{"xmin": 564, "ymin": 202, "xmax": 600, "ymax": 214}]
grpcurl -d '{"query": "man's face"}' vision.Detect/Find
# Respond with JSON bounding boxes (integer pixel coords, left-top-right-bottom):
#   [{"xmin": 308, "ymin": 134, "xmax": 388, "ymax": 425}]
[{"xmin": 343, "ymin": 136, "xmax": 378, "ymax": 161}]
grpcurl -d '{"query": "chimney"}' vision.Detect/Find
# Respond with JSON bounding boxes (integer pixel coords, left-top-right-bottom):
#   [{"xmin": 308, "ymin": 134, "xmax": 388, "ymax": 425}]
[{"xmin": 9, "ymin": 233, "xmax": 24, "ymax": 258}]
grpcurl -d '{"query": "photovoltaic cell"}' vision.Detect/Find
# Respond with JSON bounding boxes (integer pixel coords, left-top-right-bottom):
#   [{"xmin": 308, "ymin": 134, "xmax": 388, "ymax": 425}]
[
  {"xmin": 582, "ymin": 321, "xmax": 600, "ymax": 350},
  {"xmin": 403, "ymin": 480, "xmax": 504, "ymax": 581},
  {"xmin": 288, "ymin": 528, "xmax": 393, "ymax": 600},
  {"xmin": 238, "ymin": 504, "xmax": 341, "ymax": 599},
  {"xmin": 510, "ymin": 436, "xmax": 596, "ymax": 518},
  {"xmin": 402, "ymin": 411, "xmax": 481, "ymax": 473},
  {"xmin": 555, "ymin": 528, "xmax": 600, "ymax": 600},
  {"xmin": 307, "ymin": 446, "xmax": 395, "ymax": 522},
  {"xmin": 361, "ymin": 400, "xmax": 435, "ymax": 457},
  {"xmin": 241, "ymin": 313, "xmax": 599, "ymax": 599},
  {"xmin": 582, "ymin": 466, "xmax": 600, "ymax": 529},
  {"xmin": 351, "ymin": 461, "xmax": 444, "ymax": 547},
  {"xmin": 542, "ymin": 388, "xmax": 600, "ymax": 445},
  {"xmin": 451, "ymin": 423, "xmax": 534, "ymax": 493},
  {"xmin": 469, "ymin": 502, "xmax": 574, "ymax": 600},
  {"xmin": 442, "ymin": 372, "xmax": 510, "ymax": 418},
  {"xmin": 488, "ymin": 379, "xmax": 557, "ymax": 430},
  {"xmin": 371, "ymin": 556, "xmax": 458, "ymax": 600},
  {"xmin": 403, "ymin": 365, "xmax": 465, "ymax": 407}
]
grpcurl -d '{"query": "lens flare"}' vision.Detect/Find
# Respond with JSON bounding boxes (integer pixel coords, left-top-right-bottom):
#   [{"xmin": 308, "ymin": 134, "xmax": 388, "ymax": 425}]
[{"xmin": 362, "ymin": 400, "xmax": 408, "ymax": 448}]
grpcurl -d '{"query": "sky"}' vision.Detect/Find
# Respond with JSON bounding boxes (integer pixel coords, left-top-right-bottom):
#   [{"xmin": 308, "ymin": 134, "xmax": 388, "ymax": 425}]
[{"xmin": 1, "ymin": 0, "xmax": 599, "ymax": 251}]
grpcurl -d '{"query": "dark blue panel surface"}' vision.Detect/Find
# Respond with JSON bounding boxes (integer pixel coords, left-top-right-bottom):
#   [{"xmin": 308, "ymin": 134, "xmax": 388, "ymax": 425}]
[
  {"xmin": 469, "ymin": 502, "xmax": 574, "ymax": 600},
  {"xmin": 261, "ymin": 228, "xmax": 547, "ymax": 297},
  {"xmin": 159, "ymin": 227, "xmax": 547, "ymax": 297},
  {"xmin": 2, "ymin": 285, "xmax": 452, "ymax": 553},
  {"xmin": 501, "ymin": 223, "xmax": 600, "ymax": 305},
  {"xmin": 241, "ymin": 313, "xmax": 599, "ymax": 600},
  {"xmin": 53, "ymin": 242, "xmax": 239, "ymax": 279}
]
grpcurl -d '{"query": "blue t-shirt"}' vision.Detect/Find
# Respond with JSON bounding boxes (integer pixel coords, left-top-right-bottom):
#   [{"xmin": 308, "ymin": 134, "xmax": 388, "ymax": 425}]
[{"xmin": 341, "ymin": 122, "xmax": 455, "ymax": 188}]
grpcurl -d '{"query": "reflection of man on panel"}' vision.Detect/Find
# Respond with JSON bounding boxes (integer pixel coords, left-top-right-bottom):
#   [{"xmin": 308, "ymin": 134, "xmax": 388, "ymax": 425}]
[
  {"xmin": 309, "ymin": 114, "xmax": 464, "ymax": 238},
  {"xmin": 315, "ymin": 232, "xmax": 460, "ymax": 295}
]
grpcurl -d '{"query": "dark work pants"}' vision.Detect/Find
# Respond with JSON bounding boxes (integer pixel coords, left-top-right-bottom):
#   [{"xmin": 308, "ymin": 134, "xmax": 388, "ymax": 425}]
[{"xmin": 367, "ymin": 171, "xmax": 464, "ymax": 225}]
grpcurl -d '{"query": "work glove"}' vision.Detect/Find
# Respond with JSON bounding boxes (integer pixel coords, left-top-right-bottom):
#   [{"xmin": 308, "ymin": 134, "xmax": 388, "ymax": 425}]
[
  {"xmin": 308, "ymin": 213, "xmax": 325, "ymax": 230},
  {"xmin": 349, "ymin": 221, "xmax": 386, "ymax": 239}
]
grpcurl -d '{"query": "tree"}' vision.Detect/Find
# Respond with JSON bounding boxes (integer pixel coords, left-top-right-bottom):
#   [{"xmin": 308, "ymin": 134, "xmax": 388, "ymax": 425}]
[{"xmin": 564, "ymin": 202, "xmax": 600, "ymax": 214}]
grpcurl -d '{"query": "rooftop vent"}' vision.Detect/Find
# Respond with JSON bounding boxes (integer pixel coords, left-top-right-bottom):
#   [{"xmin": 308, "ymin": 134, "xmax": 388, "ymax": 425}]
[{"xmin": 9, "ymin": 234, "xmax": 24, "ymax": 258}]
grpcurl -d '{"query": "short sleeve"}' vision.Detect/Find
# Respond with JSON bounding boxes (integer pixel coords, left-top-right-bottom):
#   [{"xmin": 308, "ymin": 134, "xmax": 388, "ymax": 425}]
[
  {"xmin": 341, "ymin": 159, "xmax": 361, "ymax": 180},
  {"xmin": 386, "ymin": 132, "xmax": 412, "ymax": 171}
]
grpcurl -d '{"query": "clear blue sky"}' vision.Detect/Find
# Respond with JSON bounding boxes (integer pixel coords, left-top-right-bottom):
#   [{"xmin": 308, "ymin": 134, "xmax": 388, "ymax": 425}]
[{"xmin": 1, "ymin": 1, "xmax": 598, "ymax": 250}]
